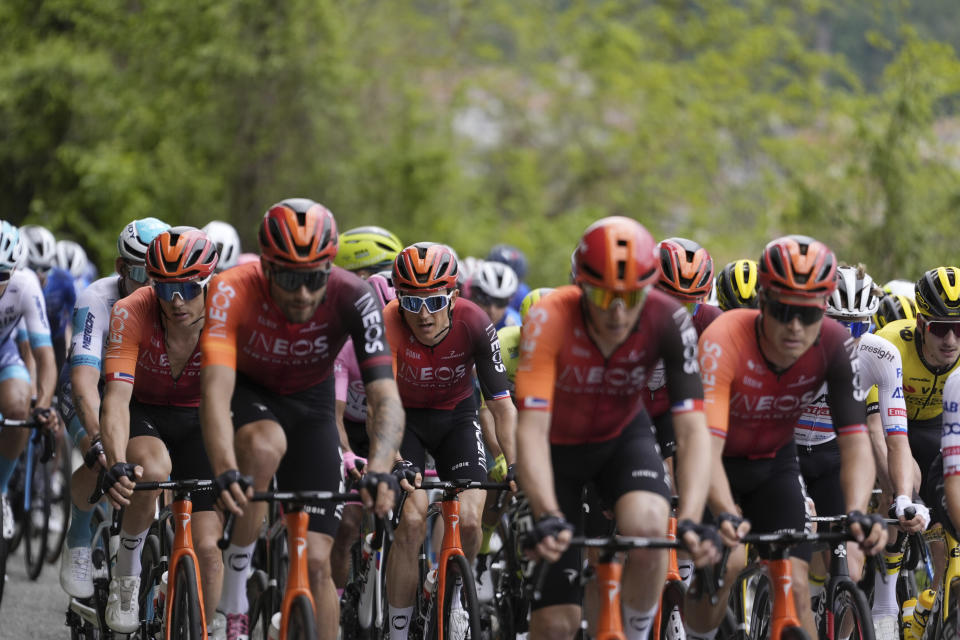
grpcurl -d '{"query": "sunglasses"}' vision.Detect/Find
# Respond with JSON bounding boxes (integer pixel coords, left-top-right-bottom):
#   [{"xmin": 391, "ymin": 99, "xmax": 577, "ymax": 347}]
[
  {"xmin": 0, "ymin": 271, "xmax": 11, "ymax": 284},
  {"xmin": 838, "ymin": 319, "xmax": 871, "ymax": 339},
  {"xmin": 581, "ymin": 283, "xmax": 648, "ymax": 310},
  {"xmin": 126, "ymin": 264, "xmax": 149, "ymax": 284},
  {"xmin": 923, "ymin": 318, "xmax": 960, "ymax": 339},
  {"xmin": 399, "ymin": 293, "xmax": 453, "ymax": 314},
  {"xmin": 471, "ymin": 291, "xmax": 510, "ymax": 308},
  {"xmin": 154, "ymin": 281, "xmax": 204, "ymax": 302},
  {"xmin": 270, "ymin": 266, "xmax": 330, "ymax": 292},
  {"xmin": 763, "ymin": 298, "xmax": 825, "ymax": 325}
]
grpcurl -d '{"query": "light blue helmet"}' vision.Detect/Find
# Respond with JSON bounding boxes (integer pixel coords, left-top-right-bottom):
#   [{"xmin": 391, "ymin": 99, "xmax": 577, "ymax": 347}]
[
  {"xmin": 117, "ymin": 217, "xmax": 170, "ymax": 263},
  {"xmin": 0, "ymin": 222, "xmax": 21, "ymax": 271}
]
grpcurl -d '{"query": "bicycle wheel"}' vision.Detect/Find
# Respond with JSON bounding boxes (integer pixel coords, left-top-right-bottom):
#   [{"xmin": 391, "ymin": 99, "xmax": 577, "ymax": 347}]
[
  {"xmin": 169, "ymin": 555, "xmax": 204, "ymax": 640},
  {"xmin": 247, "ymin": 570, "xmax": 272, "ymax": 640},
  {"xmin": 439, "ymin": 554, "xmax": 482, "ymax": 640},
  {"xmin": 659, "ymin": 580, "xmax": 687, "ymax": 640},
  {"xmin": 138, "ymin": 533, "xmax": 163, "ymax": 628},
  {"xmin": 286, "ymin": 593, "xmax": 318, "ymax": 640},
  {"xmin": 0, "ymin": 496, "xmax": 7, "ymax": 610},
  {"xmin": 830, "ymin": 581, "xmax": 875, "ymax": 640},
  {"xmin": 45, "ymin": 434, "xmax": 72, "ymax": 563},
  {"xmin": 23, "ymin": 446, "xmax": 51, "ymax": 580},
  {"xmin": 746, "ymin": 571, "xmax": 771, "ymax": 640}
]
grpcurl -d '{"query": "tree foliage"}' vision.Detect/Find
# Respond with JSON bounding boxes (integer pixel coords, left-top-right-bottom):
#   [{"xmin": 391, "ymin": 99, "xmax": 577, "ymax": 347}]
[{"xmin": 2, "ymin": 0, "xmax": 959, "ymax": 285}]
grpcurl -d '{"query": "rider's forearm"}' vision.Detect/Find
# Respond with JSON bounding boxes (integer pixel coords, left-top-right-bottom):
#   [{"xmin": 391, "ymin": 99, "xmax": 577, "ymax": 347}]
[
  {"xmin": 200, "ymin": 366, "xmax": 239, "ymax": 476},
  {"xmin": 706, "ymin": 436, "xmax": 739, "ymax": 517},
  {"xmin": 33, "ymin": 345, "xmax": 57, "ymax": 408},
  {"xmin": 101, "ymin": 392, "xmax": 130, "ymax": 468},
  {"xmin": 838, "ymin": 431, "xmax": 877, "ymax": 513},
  {"xmin": 334, "ymin": 400, "xmax": 352, "ymax": 452},
  {"xmin": 364, "ymin": 378, "xmax": 405, "ymax": 474},
  {"xmin": 489, "ymin": 397, "xmax": 517, "ymax": 465},
  {"xmin": 885, "ymin": 433, "xmax": 914, "ymax": 499},
  {"xmin": 72, "ymin": 366, "xmax": 103, "ymax": 438},
  {"xmin": 673, "ymin": 411, "xmax": 712, "ymax": 522},
  {"xmin": 516, "ymin": 411, "xmax": 561, "ymax": 518},
  {"xmin": 867, "ymin": 412, "xmax": 893, "ymax": 494}
]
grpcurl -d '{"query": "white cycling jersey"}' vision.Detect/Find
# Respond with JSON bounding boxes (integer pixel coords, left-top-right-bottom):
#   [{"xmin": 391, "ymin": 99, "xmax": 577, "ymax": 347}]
[
  {"xmin": 68, "ymin": 275, "xmax": 124, "ymax": 372},
  {"xmin": 795, "ymin": 332, "xmax": 907, "ymax": 446},
  {"xmin": 0, "ymin": 269, "xmax": 51, "ymax": 349},
  {"xmin": 941, "ymin": 369, "xmax": 960, "ymax": 477}
]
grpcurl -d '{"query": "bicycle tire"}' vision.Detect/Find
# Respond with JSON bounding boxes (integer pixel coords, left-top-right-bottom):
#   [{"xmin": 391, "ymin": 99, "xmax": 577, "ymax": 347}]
[
  {"xmin": 247, "ymin": 570, "xmax": 272, "ymax": 640},
  {"xmin": 169, "ymin": 554, "xmax": 205, "ymax": 640},
  {"xmin": 780, "ymin": 625, "xmax": 811, "ymax": 640},
  {"xmin": 138, "ymin": 533, "xmax": 163, "ymax": 626},
  {"xmin": 830, "ymin": 581, "xmax": 875, "ymax": 640},
  {"xmin": 286, "ymin": 593, "xmax": 318, "ymax": 640},
  {"xmin": 45, "ymin": 434, "xmax": 72, "ymax": 563},
  {"xmin": 23, "ymin": 445, "xmax": 51, "ymax": 580},
  {"xmin": 659, "ymin": 580, "xmax": 687, "ymax": 640},
  {"xmin": 747, "ymin": 571, "xmax": 772, "ymax": 640},
  {"xmin": 0, "ymin": 497, "xmax": 7, "ymax": 610},
  {"xmin": 439, "ymin": 554, "xmax": 482, "ymax": 640}
]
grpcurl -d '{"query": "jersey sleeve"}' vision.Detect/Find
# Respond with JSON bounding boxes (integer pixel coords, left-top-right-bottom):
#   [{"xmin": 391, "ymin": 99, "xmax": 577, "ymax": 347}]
[
  {"xmin": 698, "ymin": 324, "xmax": 735, "ymax": 440},
  {"xmin": 103, "ymin": 293, "xmax": 149, "ymax": 384},
  {"xmin": 942, "ymin": 370, "xmax": 960, "ymax": 477},
  {"xmin": 858, "ymin": 333, "xmax": 907, "ymax": 436},
  {"xmin": 70, "ymin": 292, "xmax": 110, "ymax": 371},
  {"xmin": 20, "ymin": 273, "xmax": 52, "ymax": 348},
  {"xmin": 470, "ymin": 309, "xmax": 511, "ymax": 402},
  {"xmin": 344, "ymin": 281, "xmax": 393, "ymax": 384},
  {"xmin": 201, "ymin": 272, "xmax": 244, "ymax": 370},
  {"xmin": 661, "ymin": 305, "xmax": 705, "ymax": 414},
  {"xmin": 515, "ymin": 300, "xmax": 563, "ymax": 411},
  {"xmin": 825, "ymin": 328, "xmax": 868, "ymax": 437}
]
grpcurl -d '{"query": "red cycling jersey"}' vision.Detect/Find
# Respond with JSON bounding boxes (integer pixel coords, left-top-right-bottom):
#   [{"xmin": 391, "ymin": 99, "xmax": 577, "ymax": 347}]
[
  {"xmin": 699, "ymin": 309, "xmax": 867, "ymax": 459},
  {"xmin": 647, "ymin": 303, "xmax": 723, "ymax": 418},
  {"xmin": 201, "ymin": 263, "xmax": 393, "ymax": 393},
  {"xmin": 384, "ymin": 297, "xmax": 510, "ymax": 410},
  {"xmin": 515, "ymin": 286, "xmax": 703, "ymax": 445},
  {"xmin": 103, "ymin": 286, "xmax": 202, "ymax": 407}
]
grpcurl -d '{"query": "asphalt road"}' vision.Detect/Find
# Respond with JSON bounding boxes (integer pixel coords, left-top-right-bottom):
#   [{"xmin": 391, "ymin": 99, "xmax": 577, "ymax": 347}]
[{"xmin": 1, "ymin": 543, "xmax": 69, "ymax": 639}]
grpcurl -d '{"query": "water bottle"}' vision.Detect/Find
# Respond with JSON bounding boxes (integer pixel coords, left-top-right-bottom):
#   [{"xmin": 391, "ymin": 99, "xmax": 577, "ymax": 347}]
[
  {"xmin": 153, "ymin": 570, "xmax": 168, "ymax": 615},
  {"xmin": 423, "ymin": 567, "xmax": 438, "ymax": 600},
  {"xmin": 358, "ymin": 533, "xmax": 378, "ymax": 628},
  {"xmin": 901, "ymin": 597, "xmax": 917, "ymax": 640},
  {"xmin": 909, "ymin": 589, "xmax": 936, "ymax": 640},
  {"xmin": 267, "ymin": 611, "xmax": 282, "ymax": 640}
]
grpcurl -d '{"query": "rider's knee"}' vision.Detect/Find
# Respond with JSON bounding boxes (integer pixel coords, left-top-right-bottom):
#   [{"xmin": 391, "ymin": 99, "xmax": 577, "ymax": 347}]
[{"xmin": 530, "ymin": 607, "xmax": 581, "ymax": 640}]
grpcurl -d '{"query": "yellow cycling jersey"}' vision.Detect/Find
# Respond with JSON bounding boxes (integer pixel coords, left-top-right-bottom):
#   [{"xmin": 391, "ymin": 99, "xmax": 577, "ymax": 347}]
[
  {"xmin": 867, "ymin": 318, "xmax": 960, "ymax": 423},
  {"xmin": 498, "ymin": 324, "xmax": 521, "ymax": 386}
]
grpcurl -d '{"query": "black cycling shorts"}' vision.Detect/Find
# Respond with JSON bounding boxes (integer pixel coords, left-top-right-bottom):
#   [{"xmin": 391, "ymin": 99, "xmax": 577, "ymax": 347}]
[
  {"xmin": 401, "ymin": 395, "xmax": 487, "ymax": 483},
  {"xmin": 909, "ymin": 416, "xmax": 941, "ymax": 500},
  {"xmin": 344, "ymin": 418, "xmax": 370, "ymax": 460},
  {"xmin": 652, "ymin": 410, "xmax": 676, "ymax": 461},
  {"xmin": 231, "ymin": 374, "xmax": 344, "ymax": 537},
  {"xmin": 128, "ymin": 400, "xmax": 215, "ymax": 512},
  {"xmin": 533, "ymin": 411, "xmax": 671, "ymax": 610},
  {"xmin": 928, "ymin": 454, "xmax": 960, "ymax": 540},
  {"xmin": 723, "ymin": 441, "xmax": 811, "ymax": 562},
  {"xmin": 797, "ymin": 439, "xmax": 844, "ymax": 518}
]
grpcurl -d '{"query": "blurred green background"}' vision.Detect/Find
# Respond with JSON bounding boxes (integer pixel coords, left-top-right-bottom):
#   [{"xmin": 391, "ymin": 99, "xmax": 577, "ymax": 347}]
[{"xmin": 3, "ymin": 0, "xmax": 959, "ymax": 286}]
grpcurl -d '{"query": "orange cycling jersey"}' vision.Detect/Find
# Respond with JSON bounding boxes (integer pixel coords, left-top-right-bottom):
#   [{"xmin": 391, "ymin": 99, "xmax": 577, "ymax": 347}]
[
  {"xmin": 201, "ymin": 263, "xmax": 394, "ymax": 393},
  {"xmin": 515, "ymin": 285, "xmax": 703, "ymax": 445},
  {"xmin": 698, "ymin": 309, "xmax": 867, "ymax": 459},
  {"xmin": 103, "ymin": 286, "xmax": 202, "ymax": 407}
]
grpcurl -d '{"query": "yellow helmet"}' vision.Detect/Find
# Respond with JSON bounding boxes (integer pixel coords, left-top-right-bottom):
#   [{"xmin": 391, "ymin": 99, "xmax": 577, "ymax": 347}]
[
  {"xmin": 873, "ymin": 294, "xmax": 917, "ymax": 329},
  {"xmin": 519, "ymin": 287, "xmax": 554, "ymax": 322},
  {"xmin": 914, "ymin": 267, "xmax": 960, "ymax": 318},
  {"xmin": 716, "ymin": 259, "xmax": 759, "ymax": 311}
]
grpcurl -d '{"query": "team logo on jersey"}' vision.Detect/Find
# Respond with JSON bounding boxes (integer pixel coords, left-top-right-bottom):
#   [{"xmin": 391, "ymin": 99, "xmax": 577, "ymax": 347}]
[
  {"xmin": 354, "ymin": 292, "xmax": 386, "ymax": 355},
  {"xmin": 207, "ymin": 280, "xmax": 236, "ymax": 338}
]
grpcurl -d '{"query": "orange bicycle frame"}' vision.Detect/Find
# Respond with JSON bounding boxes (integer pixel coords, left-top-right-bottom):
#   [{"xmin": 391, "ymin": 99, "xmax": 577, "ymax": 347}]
[
  {"xmin": 594, "ymin": 559, "xmax": 626, "ymax": 640},
  {"xmin": 765, "ymin": 558, "xmax": 801, "ymax": 640},
  {"xmin": 433, "ymin": 497, "xmax": 465, "ymax": 640},
  {"xmin": 163, "ymin": 496, "xmax": 207, "ymax": 639},
  {"xmin": 278, "ymin": 509, "xmax": 316, "ymax": 640},
  {"xmin": 651, "ymin": 516, "xmax": 681, "ymax": 639}
]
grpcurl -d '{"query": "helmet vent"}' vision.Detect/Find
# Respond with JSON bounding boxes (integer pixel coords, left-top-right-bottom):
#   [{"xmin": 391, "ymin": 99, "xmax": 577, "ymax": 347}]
[{"xmin": 617, "ymin": 260, "xmax": 626, "ymax": 280}]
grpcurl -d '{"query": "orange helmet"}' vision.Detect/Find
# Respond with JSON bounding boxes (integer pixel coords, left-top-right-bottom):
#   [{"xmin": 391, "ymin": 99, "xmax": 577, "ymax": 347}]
[
  {"xmin": 656, "ymin": 237, "xmax": 714, "ymax": 302},
  {"xmin": 393, "ymin": 242, "xmax": 459, "ymax": 292},
  {"xmin": 758, "ymin": 235, "xmax": 837, "ymax": 299},
  {"xmin": 574, "ymin": 216, "xmax": 658, "ymax": 291},
  {"xmin": 259, "ymin": 198, "xmax": 338, "ymax": 268},
  {"xmin": 146, "ymin": 227, "xmax": 219, "ymax": 283}
]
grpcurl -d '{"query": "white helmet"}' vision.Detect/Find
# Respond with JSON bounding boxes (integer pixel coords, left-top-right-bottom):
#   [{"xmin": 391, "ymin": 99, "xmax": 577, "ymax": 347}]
[
  {"xmin": 0, "ymin": 222, "xmax": 22, "ymax": 272},
  {"xmin": 473, "ymin": 260, "xmax": 519, "ymax": 301},
  {"xmin": 117, "ymin": 217, "xmax": 170, "ymax": 263},
  {"xmin": 883, "ymin": 279, "xmax": 915, "ymax": 301},
  {"xmin": 202, "ymin": 220, "xmax": 241, "ymax": 271},
  {"xmin": 56, "ymin": 240, "xmax": 89, "ymax": 278},
  {"xmin": 19, "ymin": 225, "xmax": 57, "ymax": 272},
  {"xmin": 828, "ymin": 266, "xmax": 880, "ymax": 319},
  {"xmin": 459, "ymin": 256, "xmax": 483, "ymax": 283}
]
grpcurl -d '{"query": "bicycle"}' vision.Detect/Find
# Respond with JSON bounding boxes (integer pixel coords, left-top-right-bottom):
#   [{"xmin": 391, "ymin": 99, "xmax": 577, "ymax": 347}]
[
  {"xmin": 221, "ymin": 488, "xmax": 357, "ymax": 640},
  {"xmin": 913, "ymin": 524, "xmax": 960, "ymax": 640},
  {"xmin": 406, "ymin": 478, "xmax": 509, "ymax": 640},
  {"xmin": 65, "ymin": 501, "xmax": 119, "ymax": 639}
]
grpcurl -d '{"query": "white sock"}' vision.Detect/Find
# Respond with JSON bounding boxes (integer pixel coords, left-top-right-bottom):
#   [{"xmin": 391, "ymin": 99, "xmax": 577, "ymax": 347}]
[
  {"xmin": 219, "ymin": 542, "xmax": 255, "ymax": 614},
  {"xmin": 115, "ymin": 526, "xmax": 149, "ymax": 576},
  {"xmin": 685, "ymin": 626, "xmax": 719, "ymax": 640},
  {"xmin": 388, "ymin": 605, "xmax": 414, "ymax": 640},
  {"xmin": 871, "ymin": 551, "xmax": 901, "ymax": 617},
  {"xmin": 623, "ymin": 602, "xmax": 659, "ymax": 640}
]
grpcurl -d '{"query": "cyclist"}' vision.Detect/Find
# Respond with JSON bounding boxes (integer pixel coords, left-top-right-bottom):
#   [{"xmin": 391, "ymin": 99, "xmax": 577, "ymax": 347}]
[
  {"xmin": 714, "ymin": 259, "xmax": 759, "ymax": 311},
  {"xmin": 470, "ymin": 259, "xmax": 522, "ymax": 330},
  {"xmin": 56, "ymin": 239, "xmax": 93, "ymax": 291},
  {"xmin": 516, "ymin": 217, "xmax": 718, "ymax": 640},
  {"xmin": 688, "ymin": 235, "xmax": 887, "ymax": 640},
  {"xmin": 487, "ymin": 243, "xmax": 531, "ymax": 312},
  {"xmin": 200, "ymin": 198, "xmax": 404, "ymax": 640},
  {"xmin": 202, "ymin": 220, "xmax": 242, "ymax": 272},
  {"xmin": 335, "ymin": 225, "xmax": 404, "ymax": 279},
  {"xmin": 874, "ymin": 267, "xmax": 960, "ymax": 588},
  {"xmin": 382, "ymin": 242, "xmax": 516, "ymax": 639},
  {"xmin": 873, "ymin": 292, "xmax": 917, "ymax": 330},
  {"xmin": 0, "ymin": 222, "xmax": 58, "ymax": 539},
  {"xmin": 58, "ymin": 217, "xmax": 170, "ymax": 600},
  {"xmin": 884, "ymin": 278, "xmax": 916, "ymax": 300},
  {"xmin": 20, "ymin": 224, "xmax": 77, "ymax": 371},
  {"xmin": 648, "ymin": 237, "xmax": 721, "ymax": 471},
  {"xmin": 99, "ymin": 227, "xmax": 221, "ymax": 634}
]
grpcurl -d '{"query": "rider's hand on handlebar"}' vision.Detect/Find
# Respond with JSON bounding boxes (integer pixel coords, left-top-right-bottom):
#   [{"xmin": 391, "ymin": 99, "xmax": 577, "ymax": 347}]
[
  {"xmin": 678, "ymin": 519, "xmax": 725, "ymax": 567},
  {"xmin": 102, "ymin": 462, "xmax": 142, "ymax": 509},
  {"xmin": 391, "ymin": 459, "xmax": 422, "ymax": 492},
  {"xmin": 846, "ymin": 510, "xmax": 887, "ymax": 555},
  {"xmin": 342, "ymin": 450, "xmax": 365, "ymax": 482},
  {"xmin": 893, "ymin": 495, "xmax": 929, "ymax": 533},
  {"xmin": 716, "ymin": 511, "xmax": 751, "ymax": 547},
  {"xmin": 214, "ymin": 469, "xmax": 253, "ymax": 517},
  {"xmin": 358, "ymin": 471, "xmax": 400, "ymax": 518},
  {"xmin": 522, "ymin": 513, "xmax": 574, "ymax": 562}
]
